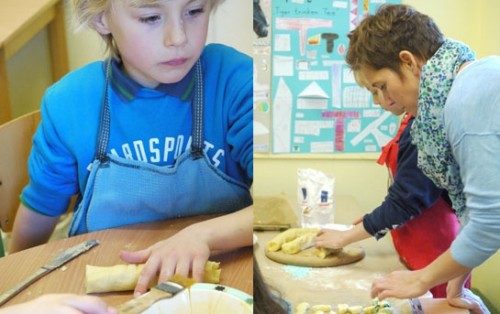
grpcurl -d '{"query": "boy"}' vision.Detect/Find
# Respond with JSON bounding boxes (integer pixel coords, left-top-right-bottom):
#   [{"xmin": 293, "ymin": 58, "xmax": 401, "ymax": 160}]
[{"xmin": 10, "ymin": 0, "xmax": 253, "ymax": 296}]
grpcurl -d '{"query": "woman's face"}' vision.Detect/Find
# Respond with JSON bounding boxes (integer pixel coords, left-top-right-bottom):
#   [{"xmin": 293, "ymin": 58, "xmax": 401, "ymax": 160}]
[
  {"xmin": 356, "ymin": 72, "xmax": 405, "ymax": 116},
  {"xmin": 360, "ymin": 55, "xmax": 421, "ymax": 116}
]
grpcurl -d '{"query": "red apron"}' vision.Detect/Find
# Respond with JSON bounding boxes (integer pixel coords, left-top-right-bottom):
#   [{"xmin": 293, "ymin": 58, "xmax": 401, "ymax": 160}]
[{"xmin": 377, "ymin": 114, "xmax": 470, "ymax": 298}]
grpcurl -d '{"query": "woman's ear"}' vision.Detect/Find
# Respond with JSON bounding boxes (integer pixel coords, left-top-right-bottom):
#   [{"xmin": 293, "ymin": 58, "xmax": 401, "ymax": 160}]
[
  {"xmin": 93, "ymin": 12, "xmax": 111, "ymax": 35},
  {"xmin": 399, "ymin": 50, "xmax": 421, "ymax": 75}
]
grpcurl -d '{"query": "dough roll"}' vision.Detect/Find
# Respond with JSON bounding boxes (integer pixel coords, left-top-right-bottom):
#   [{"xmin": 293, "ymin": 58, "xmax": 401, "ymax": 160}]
[
  {"xmin": 86, "ymin": 264, "xmax": 145, "ymax": 293},
  {"xmin": 266, "ymin": 228, "xmax": 319, "ymax": 252},
  {"xmin": 86, "ymin": 261, "xmax": 221, "ymax": 294},
  {"xmin": 281, "ymin": 232, "xmax": 317, "ymax": 255}
]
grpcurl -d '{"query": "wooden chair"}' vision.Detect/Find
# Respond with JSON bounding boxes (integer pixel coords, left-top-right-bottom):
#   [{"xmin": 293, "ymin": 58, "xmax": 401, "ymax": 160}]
[{"xmin": 0, "ymin": 110, "xmax": 41, "ymax": 256}]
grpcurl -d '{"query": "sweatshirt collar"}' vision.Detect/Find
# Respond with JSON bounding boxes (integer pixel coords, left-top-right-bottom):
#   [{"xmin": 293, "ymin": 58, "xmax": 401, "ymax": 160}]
[{"xmin": 108, "ymin": 58, "xmax": 195, "ymax": 103}]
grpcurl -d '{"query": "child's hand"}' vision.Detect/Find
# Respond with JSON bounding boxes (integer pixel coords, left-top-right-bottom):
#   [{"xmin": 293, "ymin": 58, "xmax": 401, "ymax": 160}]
[
  {"xmin": 315, "ymin": 229, "xmax": 345, "ymax": 249},
  {"xmin": 0, "ymin": 294, "xmax": 116, "ymax": 314},
  {"xmin": 352, "ymin": 214, "xmax": 365, "ymax": 225},
  {"xmin": 119, "ymin": 227, "xmax": 210, "ymax": 297}
]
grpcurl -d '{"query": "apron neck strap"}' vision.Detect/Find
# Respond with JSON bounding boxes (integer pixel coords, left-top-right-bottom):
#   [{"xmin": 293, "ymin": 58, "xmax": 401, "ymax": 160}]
[
  {"xmin": 95, "ymin": 58, "xmax": 205, "ymax": 162},
  {"xmin": 95, "ymin": 59, "xmax": 112, "ymax": 161},
  {"xmin": 190, "ymin": 59, "xmax": 204, "ymax": 158}
]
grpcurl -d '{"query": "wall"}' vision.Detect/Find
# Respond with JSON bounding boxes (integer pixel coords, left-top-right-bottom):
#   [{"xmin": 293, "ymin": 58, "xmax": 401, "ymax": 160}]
[
  {"xmin": 254, "ymin": 0, "xmax": 500, "ymax": 311},
  {"xmin": 4, "ymin": 0, "xmax": 500, "ymax": 311}
]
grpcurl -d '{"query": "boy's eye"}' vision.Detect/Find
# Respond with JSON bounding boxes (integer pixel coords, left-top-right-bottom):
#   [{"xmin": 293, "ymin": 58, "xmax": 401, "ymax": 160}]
[
  {"xmin": 186, "ymin": 8, "xmax": 205, "ymax": 17},
  {"xmin": 139, "ymin": 15, "xmax": 161, "ymax": 24}
]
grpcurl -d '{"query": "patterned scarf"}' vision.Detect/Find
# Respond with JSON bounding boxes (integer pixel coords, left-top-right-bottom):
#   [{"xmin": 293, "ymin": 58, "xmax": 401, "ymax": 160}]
[{"xmin": 410, "ymin": 39, "xmax": 475, "ymax": 217}]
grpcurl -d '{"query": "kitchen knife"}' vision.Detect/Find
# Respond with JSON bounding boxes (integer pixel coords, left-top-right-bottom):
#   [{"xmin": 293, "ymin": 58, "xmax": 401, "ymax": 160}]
[
  {"xmin": 0, "ymin": 239, "xmax": 99, "ymax": 306},
  {"xmin": 116, "ymin": 274, "xmax": 195, "ymax": 314}
]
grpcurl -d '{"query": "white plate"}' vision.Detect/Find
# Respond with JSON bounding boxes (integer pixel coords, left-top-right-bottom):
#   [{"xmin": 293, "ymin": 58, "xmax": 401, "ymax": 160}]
[
  {"xmin": 142, "ymin": 283, "xmax": 253, "ymax": 314},
  {"xmin": 253, "ymin": 233, "xmax": 258, "ymax": 245}
]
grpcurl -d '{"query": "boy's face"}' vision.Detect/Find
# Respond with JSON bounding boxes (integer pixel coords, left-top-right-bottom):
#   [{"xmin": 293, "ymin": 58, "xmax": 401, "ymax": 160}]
[{"xmin": 97, "ymin": 0, "xmax": 211, "ymax": 88}]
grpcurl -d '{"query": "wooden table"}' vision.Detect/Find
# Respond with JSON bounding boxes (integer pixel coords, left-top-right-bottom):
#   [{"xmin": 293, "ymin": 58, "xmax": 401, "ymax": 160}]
[
  {"xmin": 0, "ymin": 215, "xmax": 252, "ymax": 308},
  {"xmin": 0, "ymin": 0, "xmax": 69, "ymax": 124},
  {"xmin": 254, "ymin": 194, "xmax": 467, "ymax": 313}
]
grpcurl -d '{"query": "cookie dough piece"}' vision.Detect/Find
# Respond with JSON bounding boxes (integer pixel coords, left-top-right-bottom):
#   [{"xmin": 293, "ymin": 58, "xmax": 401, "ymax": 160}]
[
  {"xmin": 348, "ymin": 305, "xmax": 363, "ymax": 314},
  {"xmin": 281, "ymin": 232, "xmax": 317, "ymax": 254},
  {"xmin": 266, "ymin": 228, "xmax": 319, "ymax": 252},
  {"xmin": 86, "ymin": 261, "xmax": 221, "ymax": 294},
  {"xmin": 203, "ymin": 260, "xmax": 221, "ymax": 283},
  {"xmin": 295, "ymin": 302, "xmax": 310, "ymax": 314},
  {"xmin": 310, "ymin": 304, "xmax": 332, "ymax": 313}
]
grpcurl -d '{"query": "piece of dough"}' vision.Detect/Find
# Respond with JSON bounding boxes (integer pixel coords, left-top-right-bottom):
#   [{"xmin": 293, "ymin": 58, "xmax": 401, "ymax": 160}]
[
  {"xmin": 86, "ymin": 264, "xmax": 146, "ymax": 293},
  {"xmin": 203, "ymin": 260, "xmax": 221, "ymax": 284},
  {"xmin": 314, "ymin": 247, "xmax": 342, "ymax": 259},
  {"xmin": 86, "ymin": 261, "xmax": 221, "ymax": 294},
  {"xmin": 265, "ymin": 228, "xmax": 365, "ymax": 267},
  {"xmin": 266, "ymin": 228, "xmax": 319, "ymax": 252},
  {"xmin": 281, "ymin": 232, "xmax": 316, "ymax": 254},
  {"xmin": 295, "ymin": 302, "xmax": 310, "ymax": 314},
  {"xmin": 310, "ymin": 304, "xmax": 332, "ymax": 312}
]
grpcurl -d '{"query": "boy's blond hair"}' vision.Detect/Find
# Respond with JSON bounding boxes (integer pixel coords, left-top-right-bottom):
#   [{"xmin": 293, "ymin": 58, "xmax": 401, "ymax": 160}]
[{"xmin": 72, "ymin": 0, "xmax": 225, "ymax": 59}]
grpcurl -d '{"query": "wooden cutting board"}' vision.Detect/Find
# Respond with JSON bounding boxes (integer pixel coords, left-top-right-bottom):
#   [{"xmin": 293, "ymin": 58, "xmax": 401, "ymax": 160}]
[{"xmin": 265, "ymin": 246, "xmax": 365, "ymax": 267}]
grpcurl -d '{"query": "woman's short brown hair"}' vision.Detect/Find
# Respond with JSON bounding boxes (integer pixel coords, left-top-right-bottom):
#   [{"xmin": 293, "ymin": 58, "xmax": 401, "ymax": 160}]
[{"xmin": 345, "ymin": 4, "xmax": 444, "ymax": 76}]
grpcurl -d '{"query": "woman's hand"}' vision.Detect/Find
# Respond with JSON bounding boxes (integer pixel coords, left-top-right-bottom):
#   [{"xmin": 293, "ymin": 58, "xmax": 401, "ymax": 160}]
[
  {"xmin": 371, "ymin": 269, "xmax": 429, "ymax": 300},
  {"xmin": 447, "ymin": 275, "xmax": 490, "ymax": 314},
  {"xmin": 120, "ymin": 226, "xmax": 210, "ymax": 296},
  {"xmin": 0, "ymin": 294, "xmax": 116, "ymax": 314}
]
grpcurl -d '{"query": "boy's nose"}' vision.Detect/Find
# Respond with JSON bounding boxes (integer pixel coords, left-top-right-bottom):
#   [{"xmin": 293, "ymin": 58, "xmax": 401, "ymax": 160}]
[{"xmin": 164, "ymin": 21, "xmax": 187, "ymax": 47}]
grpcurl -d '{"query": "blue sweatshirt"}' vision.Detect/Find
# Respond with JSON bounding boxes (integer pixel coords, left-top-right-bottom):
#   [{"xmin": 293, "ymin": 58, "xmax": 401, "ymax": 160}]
[{"xmin": 22, "ymin": 44, "xmax": 253, "ymax": 216}]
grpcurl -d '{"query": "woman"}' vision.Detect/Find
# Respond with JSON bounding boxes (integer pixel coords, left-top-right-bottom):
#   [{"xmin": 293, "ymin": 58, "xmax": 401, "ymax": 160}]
[{"xmin": 345, "ymin": 4, "xmax": 499, "ymax": 313}]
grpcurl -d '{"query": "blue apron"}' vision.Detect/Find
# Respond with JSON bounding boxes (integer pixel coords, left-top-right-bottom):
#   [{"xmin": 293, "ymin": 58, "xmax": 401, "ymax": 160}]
[{"xmin": 69, "ymin": 60, "xmax": 252, "ymax": 236}]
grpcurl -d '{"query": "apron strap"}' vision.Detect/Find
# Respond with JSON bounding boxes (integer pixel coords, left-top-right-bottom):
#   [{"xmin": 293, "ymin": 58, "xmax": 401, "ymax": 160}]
[
  {"xmin": 95, "ymin": 58, "xmax": 204, "ymax": 162},
  {"xmin": 96, "ymin": 59, "xmax": 112, "ymax": 162},
  {"xmin": 191, "ymin": 59, "xmax": 204, "ymax": 159}
]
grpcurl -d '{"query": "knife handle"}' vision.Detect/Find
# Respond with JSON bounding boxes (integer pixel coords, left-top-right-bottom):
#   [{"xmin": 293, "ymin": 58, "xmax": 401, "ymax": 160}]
[
  {"xmin": 0, "ymin": 267, "xmax": 49, "ymax": 306},
  {"xmin": 116, "ymin": 288, "xmax": 175, "ymax": 314}
]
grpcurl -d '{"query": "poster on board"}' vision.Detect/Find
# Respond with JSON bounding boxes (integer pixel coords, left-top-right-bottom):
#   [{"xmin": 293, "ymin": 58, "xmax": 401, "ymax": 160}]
[
  {"xmin": 271, "ymin": 0, "xmax": 401, "ymax": 154},
  {"xmin": 253, "ymin": 0, "xmax": 273, "ymax": 153}
]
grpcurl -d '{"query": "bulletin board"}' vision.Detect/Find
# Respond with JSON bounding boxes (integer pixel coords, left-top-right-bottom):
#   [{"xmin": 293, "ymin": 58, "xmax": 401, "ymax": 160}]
[{"xmin": 271, "ymin": 0, "xmax": 401, "ymax": 154}]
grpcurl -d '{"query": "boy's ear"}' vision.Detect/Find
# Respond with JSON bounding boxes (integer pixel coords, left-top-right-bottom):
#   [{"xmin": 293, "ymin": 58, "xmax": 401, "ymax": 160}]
[
  {"xmin": 93, "ymin": 13, "xmax": 111, "ymax": 35},
  {"xmin": 399, "ymin": 50, "xmax": 420, "ymax": 74}
]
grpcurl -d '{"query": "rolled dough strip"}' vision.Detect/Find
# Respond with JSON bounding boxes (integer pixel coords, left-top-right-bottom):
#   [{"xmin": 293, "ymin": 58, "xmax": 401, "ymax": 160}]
[
  {"xmin": 281, "ymin": 232, "xmax": 316, "ymax": 254},
  {"xmin": 86, "ymin": 261, "xmax": 221, "ymax": 294},
  {"xmin": 266, "ymin": 228, "xmax": 319, "ymax": 251},
  {"xmin": 86, "ymin": 264, "xmax": 145, "ymax": 293}
]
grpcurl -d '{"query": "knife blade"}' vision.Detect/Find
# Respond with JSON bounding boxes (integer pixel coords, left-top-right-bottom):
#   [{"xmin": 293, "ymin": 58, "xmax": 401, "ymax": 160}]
[{"xmin": 0, "ymin": 239, "xmax": 99, "ymax": 306}]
